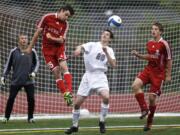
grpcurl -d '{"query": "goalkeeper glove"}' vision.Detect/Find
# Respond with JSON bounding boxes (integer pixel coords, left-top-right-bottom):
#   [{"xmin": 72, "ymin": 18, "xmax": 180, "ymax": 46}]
[
  {"xmin": 29, "ymin": 72, "xmax": 36, "ymax": 79},
  {"xmin": 1, "ymin": 77, "xmax": 5, "ymax": 85}
]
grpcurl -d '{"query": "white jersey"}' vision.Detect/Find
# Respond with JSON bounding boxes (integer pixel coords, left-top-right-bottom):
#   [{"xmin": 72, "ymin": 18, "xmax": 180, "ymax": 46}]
[{"xmin": 82, "ymin": 42, "xmax": 115, "ymax": 73}]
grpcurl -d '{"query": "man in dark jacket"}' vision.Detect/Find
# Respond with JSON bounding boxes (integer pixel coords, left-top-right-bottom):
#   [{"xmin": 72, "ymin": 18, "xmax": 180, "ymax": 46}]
[{"xmin": 1, "ymin": 34, "xmax": 39, "ymax": 123}]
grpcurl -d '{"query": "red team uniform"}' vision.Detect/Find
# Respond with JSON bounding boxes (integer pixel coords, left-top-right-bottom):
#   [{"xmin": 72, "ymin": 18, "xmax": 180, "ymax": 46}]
[
  {"xmin": 137, "ymin": 38, "xmax": 172, "ymax": 96},
  {"xmin": 29, "ymin": 5, "xmax": 74, "ymax": 106},
  {"xmin": 37, "ymin": 13, "xmax": 73, "ymax": 97},
  {"xmin": 37, "ymin": 13, "xmax": 68, "ymax": 70}
]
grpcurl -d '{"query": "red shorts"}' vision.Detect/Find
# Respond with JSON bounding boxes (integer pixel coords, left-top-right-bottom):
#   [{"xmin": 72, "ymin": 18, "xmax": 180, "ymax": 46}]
[
  {"xmin": 42, "ymin": 46, "xmax": 67, "ymax": 71},
  {"xmin": 137, "ymin": 67, "xmax": 165, "ymax": 96}
]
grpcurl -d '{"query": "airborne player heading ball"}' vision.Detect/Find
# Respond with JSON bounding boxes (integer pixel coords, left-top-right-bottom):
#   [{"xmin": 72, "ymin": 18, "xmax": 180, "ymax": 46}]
[{"xmin": 26, "ymin": 4, "xmax": 75, "ymax": 106}]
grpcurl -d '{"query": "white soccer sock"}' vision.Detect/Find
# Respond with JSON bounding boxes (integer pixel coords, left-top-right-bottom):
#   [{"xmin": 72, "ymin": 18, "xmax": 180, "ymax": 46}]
[
  {"xmin": 72, "ymin": 109, "xmax": 80, "ymax": 127},
  {"xmin": 100, "ymin": 103, "xmax": 109, "ymax": 122}
]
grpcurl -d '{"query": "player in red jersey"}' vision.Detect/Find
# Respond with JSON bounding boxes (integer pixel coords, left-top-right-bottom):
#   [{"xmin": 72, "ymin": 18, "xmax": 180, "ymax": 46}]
[
  {"xmin": 131, "ymin": 22, "xmax": 172, "ymax": 131},
  {"xmin": 26, "ymin": 4, "xmax": 75, "ymax": 106}
]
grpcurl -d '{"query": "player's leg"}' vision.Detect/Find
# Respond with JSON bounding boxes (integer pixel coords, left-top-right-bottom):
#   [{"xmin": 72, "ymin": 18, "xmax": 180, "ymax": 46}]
[
  {"xmin": 144, "ymin": 94, "xmax": 156, "ymax": 131},
  {"xmin": 53, "ymin": 66, "xmax": 66, "ymax": 93},
  {"xmin": 24, "ymin": 84, "xmax": 35, "ymax": 123},
  {"xmin": 44, "ymin": 54, "xmax": 68, "ymax": 103},
  {"xmin": 59, "ymin": 60, "xmax": 73, "ymax": 106},
  {"xmin": 65, "ymin": 95, "xmax": 87, "ymax": 134},
  {"xmin": 91, "ymin": 72, "xmax": 110, "ymax": 133},
  {"xmin": 59, "ymin": 60, "xmax": 72, "ymax": 92},
  {"xmin": 73, "ymin": 96, "xmax": 86, "ymax": 127},
  {"xmin": 132, "ymin": 78, "xmax": 148, "ymax": 119},
  {"xmin": 99, "ymin": 89, "xmax": 109, "ymax": 133},
  {"xmin": 65, "ymin": 73, "xmax": 89, "ymax": 134},
  {"xmin": 55, "ymin": 48, "xmax": 73, "ymax": 105},
  {"xmin": 144, "ymin": 76, "xmax": 163, "ymax": 131},
  {"xmin": 3, "ymin": 85, "xmax": 21, "ymax": 123},
  {"xmin": 53, "ymin": 65, "xmax": 72, "ymax": 106},
  {"xmin": 43, "ymin": 49, "xmax": 72, "ymax": 105},
  {"xmin": 44, "ymin": 54, "xmax": 66, "ymax": 93}
]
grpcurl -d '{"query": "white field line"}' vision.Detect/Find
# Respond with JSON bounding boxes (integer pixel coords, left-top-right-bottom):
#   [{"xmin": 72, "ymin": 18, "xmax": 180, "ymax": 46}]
[
  {"xmin": 0, "ymin": 113, "xmax": 180, "ymax": 120},
  {"xmin": 0, "ymin": 124, "xmax": 180, "ymax": 132}
]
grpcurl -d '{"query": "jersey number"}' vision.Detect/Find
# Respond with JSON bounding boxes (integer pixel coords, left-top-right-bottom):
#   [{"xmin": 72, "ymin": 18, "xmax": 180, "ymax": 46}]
[{"xmin": 96, "ymin": 53, "xmax": 105, "ymax": 61}]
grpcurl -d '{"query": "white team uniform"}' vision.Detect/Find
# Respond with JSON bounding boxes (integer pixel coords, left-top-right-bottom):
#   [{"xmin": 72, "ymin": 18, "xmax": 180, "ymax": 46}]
[{"xmin": 77, "ymin": 42, "xmax": 116, "ymax": 96}]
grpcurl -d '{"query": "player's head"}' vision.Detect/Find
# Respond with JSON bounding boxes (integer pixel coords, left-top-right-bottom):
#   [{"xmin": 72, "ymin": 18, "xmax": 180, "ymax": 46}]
[
  {"xmin": 57, "ymin": 4, "xmax": 75, "ymax": 21},
  {"xmin": 18, "ymin": 34, "xmax": 28, "ymax": 47},
  {"xmin": 151, "ymin": 22, "xmax": 164, "ymax": 38},
  {"xmin": 100, "ymin": 29, "xmax": 114, "ymax": 44}
]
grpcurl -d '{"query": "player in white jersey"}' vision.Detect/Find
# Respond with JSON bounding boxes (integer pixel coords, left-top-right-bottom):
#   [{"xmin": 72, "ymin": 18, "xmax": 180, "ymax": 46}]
[{"xmin": 65, "ymin": 29, "xmax": 116, "ymax": 134}]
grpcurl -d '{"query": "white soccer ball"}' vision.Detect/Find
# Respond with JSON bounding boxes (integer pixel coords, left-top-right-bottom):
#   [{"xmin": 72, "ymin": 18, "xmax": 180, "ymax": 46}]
[
  {"xmin": 108, "ymin": 15, "xmax": 122, "ymax": 27},
  {"xmin": 80, "ymin": 108, "xmax": 90, "ymax": 117}
]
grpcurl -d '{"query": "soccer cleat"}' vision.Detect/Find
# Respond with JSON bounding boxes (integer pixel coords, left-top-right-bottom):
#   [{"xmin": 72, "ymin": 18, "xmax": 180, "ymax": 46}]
[
  {"xmin": 143, "ymin": 124, "xmax": 152, "ymax": 131},
  {"xmin": 28, "ymin": 118, "xmax": 35, "ymax": 123},
  {"xmin": 63, "ymin": 92, "xmax": 73, "ymax": 106},
  {"xmin": 99, "ymin": 121, "xmax": 106, "ymax": 133},
  {"xmin": 140, "ymin": 109, "xmax": 149, "ymax": 119},
  {"xmin": 2, "ymin": 117, "xmax": 8, "ymax": 123},
  {"xmin": 65, "ymin": 126, "xmax": 78, "ymax": 134}
]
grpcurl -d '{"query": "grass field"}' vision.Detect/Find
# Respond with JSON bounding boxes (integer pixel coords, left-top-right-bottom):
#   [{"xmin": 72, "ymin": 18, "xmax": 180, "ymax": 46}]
[{"xmin": 0, "ymin": 117, "xmax": 180, "ymax": 135}]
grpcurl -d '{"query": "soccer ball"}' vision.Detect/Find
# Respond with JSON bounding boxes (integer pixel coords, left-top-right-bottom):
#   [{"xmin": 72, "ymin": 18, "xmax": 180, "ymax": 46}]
[
  {"xmin": 80, "ymin": 108, "xmax": 90, "ymax": 117},
  {"xmin": 108, "ymin": 15, "xmax": 122, "ymax": 27}
]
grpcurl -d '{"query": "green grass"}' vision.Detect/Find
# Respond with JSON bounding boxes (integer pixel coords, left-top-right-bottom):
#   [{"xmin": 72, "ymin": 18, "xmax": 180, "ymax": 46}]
[{"xmin": 0, "ymin": 117, "xmax": 180, "ymax": 135}]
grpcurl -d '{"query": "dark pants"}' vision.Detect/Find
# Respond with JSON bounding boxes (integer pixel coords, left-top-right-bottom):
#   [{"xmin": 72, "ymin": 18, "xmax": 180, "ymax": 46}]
[{"xmin": 5, "ymin": 84, "xmax": 35, "ymax": 120}]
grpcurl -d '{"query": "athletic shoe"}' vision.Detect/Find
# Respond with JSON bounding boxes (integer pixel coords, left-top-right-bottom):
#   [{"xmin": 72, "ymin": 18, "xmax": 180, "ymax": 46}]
[
  {"xmin": 99, "ymin": 121, "xmax": 106, "ymax": 133},
  {"xmin": 64, "ymin": 92, "xmax": 73, "ymax": 106},
  {"xmin": 2, "ymin": 117, "xmax": 8, "ymax": 123},
  {"xmin": 28, "ymin": 118, "xmax": 35, "ymax": 123},
  {"xmin": 140, "ymin": 109, "xmax": 149, "ymax": 119},
  {"xmin": 143, "ymin": 123, "xmax": 152, "ymax": 131},
  {"xmin": 65, "ymin": 126, "xmax": 78, "ymax": 134}
]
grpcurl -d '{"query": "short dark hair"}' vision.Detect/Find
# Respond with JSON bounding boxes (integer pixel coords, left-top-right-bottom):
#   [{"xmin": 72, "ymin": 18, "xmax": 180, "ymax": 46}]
[
  {"xmin": 18, "ymin": 33, "xmax": 28, "ymax": 40},
  {"xmin": 152, "ymin": 22, "xmax": 164, "ymax": 33},
  {"xmin": 104, "ymin": 29, "xmax": 114, "ymax": 39},
  {"xmin": 59, "ymin": 4, "xmax": 75, "ymax": 16}
]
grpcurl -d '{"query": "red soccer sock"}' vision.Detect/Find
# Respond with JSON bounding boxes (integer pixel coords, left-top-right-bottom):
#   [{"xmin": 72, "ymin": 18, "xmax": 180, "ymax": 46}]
[
  {"xmin": 64, "ymin": 73, "xmax": 72, "ymax": 93},
  {"xmin": 56, "ymin": 79, "xmax": 66, "ymax": 94},
  {"xmin": 147, "ymin": 105, "xmax": 156, "ymax": 124},
  {"xmin": 135, "ymin": 93, "xmax": 148, "ymax": 111}
]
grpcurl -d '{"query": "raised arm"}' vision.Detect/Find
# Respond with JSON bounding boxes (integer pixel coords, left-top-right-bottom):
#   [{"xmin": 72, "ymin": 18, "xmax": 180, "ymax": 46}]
[{"xmin": 27, "ymin": 28, "xmax": 43, "ymax": 53}]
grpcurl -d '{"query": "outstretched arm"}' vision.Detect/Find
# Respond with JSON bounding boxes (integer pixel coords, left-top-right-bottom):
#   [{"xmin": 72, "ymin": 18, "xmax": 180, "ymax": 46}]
[{"xmin": 27, "ymin": 28, "xmax": 42, "ymax": 53}]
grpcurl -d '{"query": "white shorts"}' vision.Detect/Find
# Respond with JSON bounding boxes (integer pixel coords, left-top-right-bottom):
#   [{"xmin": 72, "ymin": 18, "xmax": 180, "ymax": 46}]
[{"xmin": 77, "ymin": 72, "xmax": 109, "ymax": 96}]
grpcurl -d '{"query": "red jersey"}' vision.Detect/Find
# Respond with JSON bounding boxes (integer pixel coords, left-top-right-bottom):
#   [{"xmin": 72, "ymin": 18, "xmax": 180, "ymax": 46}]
[
  {"xmin": 146, "ymin": 38, "xmax": 172, "ymax": 73},
  {"xmin": 37, "ymin": 13, "xmax": 69, "ymax": 49}
]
